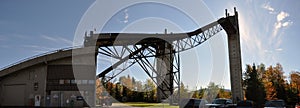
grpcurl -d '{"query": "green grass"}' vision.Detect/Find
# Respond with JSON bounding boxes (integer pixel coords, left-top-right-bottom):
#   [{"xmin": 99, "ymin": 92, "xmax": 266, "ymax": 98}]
[{"xmin": 121, "ymin": 102, "xmax": 179, "ymax": 108}]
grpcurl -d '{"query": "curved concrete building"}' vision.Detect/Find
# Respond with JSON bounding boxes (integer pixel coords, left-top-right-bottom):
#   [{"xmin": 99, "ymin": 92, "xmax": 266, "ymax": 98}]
[{"xmin": 0, "ymin": 47, "xmax": 96, "ymax": 107}]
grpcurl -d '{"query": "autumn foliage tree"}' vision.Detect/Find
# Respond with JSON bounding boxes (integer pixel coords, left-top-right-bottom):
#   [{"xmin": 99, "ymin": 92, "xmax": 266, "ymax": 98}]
[
  {"xmin": 288, "ymin": 71, "xmax": 300, "ymax": 104},
  {"xmin": 263, "ymin": 63, "xmax": 287, "ymax": 100},
  {"xmin": 96, "ymin": 75, "xmax": 158, "ymax": 103}
]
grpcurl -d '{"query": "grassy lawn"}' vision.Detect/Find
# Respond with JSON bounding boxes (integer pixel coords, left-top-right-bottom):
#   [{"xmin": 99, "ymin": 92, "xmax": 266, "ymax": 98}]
[{"xmin": 122, "ymin": 102, "xmax": 179, "ymax": 108}]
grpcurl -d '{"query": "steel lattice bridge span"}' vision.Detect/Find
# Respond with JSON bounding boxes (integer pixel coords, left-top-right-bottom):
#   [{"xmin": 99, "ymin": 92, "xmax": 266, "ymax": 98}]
[{"xmin": 0, "ymin": 8, "xmax": 242, "ymax": 106}]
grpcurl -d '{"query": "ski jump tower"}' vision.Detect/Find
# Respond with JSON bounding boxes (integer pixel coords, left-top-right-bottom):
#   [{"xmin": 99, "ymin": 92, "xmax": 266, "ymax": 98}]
[{"xmin": 85, "ymin": 8, "xmax": 243, "ymax": 104}]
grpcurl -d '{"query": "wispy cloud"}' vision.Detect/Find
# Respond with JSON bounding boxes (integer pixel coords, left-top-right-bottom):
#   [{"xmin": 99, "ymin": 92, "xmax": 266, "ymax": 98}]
[
  {"xmin": 261, "ymin": 2, "xmax": 292, "ymax": 54},
  {"xmin": 119, "ymin": 9, "xmax": 129, "ymax": 24},
  {"xmin": 23, "ymin": 45, "xmax": 57, "ymax": 54},
  {"xmin": 41, "ymin": 35, "xmax": 57, "ymax": 41},
  {"xmin": 124, "ymin": 9, "xmax": 129, "ymax": 23},
  {"xmin": 41, "ymin": 35, "xmax": 72, "ymax": 46},
  {"xmin": 262, "ymin": 2, "xmax": 275, "ymax": 14},
  {"xmin": 0, "ymin": 33, "xmax": 28, "ymax": 41},
  {"xmin": 276, "ymin": 48, "xmax": 283, "ymax": 51},
  {"xmin": 237, "ymin": 2, "xmax": 293, "ymax": 65},
  {"xmin": 264, "ymin": 50, "xmax": 272, "ymax": 53},
  {"xmin": 262, "ymin": 2, "xmax": 274, "ymax": 12},
  {"xmin": 239, "ymin": 12, "xmax": 265, "ymax": 61},
  {"xmin": 260, "ymin": 2, "xmax": 293, "ymax": 62},
  {"xmin": 58, "ymin": 37, "xmax": 73, "ymax": 45}
]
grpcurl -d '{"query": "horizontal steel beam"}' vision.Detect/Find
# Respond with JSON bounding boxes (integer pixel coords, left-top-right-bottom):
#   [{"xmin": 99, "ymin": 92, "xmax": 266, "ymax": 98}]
[{"xmin": 84, "ymin": 21, "xmax": 220, "ymax": 47}]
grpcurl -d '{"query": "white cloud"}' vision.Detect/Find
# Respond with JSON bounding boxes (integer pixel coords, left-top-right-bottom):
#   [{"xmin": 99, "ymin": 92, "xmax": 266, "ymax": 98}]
[
  {"xmin": 274, "ymin": 22, "xmax": 282, "ymax": 29},
  {"xmin": 261, "ymin": 2, "xmax": 292, "ymax": 49},
  {"xmin": 282, "ymin": 21, "xmax": 292, "ymax": 27},
  {"xmin": 123, "ymin": 9, "xmax": 129, "ymax": 23},
  {"xmin": 124, "ymin": 9, "xmax": 129, "ymax": 19},
  {"xmin": 276, "ymin": 48, "xmax": 283, "ymax": 51},
  {"xmin": 264, "ymin": 50, "xmax": 272, "ymax": 53},
  {"xmin": 262, "ymin": 3, "xmax": 274, "ymax": 12},
  {"xmin": 273, "ymin": 22, "xmax": 281, "ymax": 37},
  {"xmin": 240, "ymin": 4, "xmax": 290, "ymax": 65},
  {"xmin": 272, "ymin": 11, "xmax": 292, "ymax": 37},
  {"xmin": 261, "ymin": 3, "xmax": 292, "ymax": 44},
  {"xmin": 277, "ymin": 11, "xmax": 289, "ymax": 22},
  {"xmin": 264, "ymin": 48, "xmax": 283, "ymax": 53}
]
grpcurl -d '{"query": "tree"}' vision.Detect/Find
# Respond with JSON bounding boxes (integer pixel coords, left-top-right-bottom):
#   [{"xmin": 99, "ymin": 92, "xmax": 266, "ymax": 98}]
[
  {"xmin": 96, "ymin": 79, "xmax": 103, "ymax": 101},
  {"xmin": 263, "ymin": 66, "xmax": 276, "ymax": 100},
  {"xmin": 106, "ymin": 82, "xmax": 114, "ymax": 96},
  {"xmin": 122, "ymin": 86, "xmax": 128, "ymax": 102},
  {"xmin": 192, "ymin": 88, "xmax": 201, "ymax": 99},
  {"xmin": 288, "ymin": 71, "xmax": 300, "ymax": 105},
  {"xmin": 263, "ymin": 63, "xmax": 287, "ymax": 101},
  {"xmin": 179, "ymin": 82, "xmax": 189, "ymax": 99},
  {"xmin": 244, "ymin": 64, "xmax": 266, "ymax": 105},
  {"xmin": 257, "ymin": 63, "xmax": 266, "ymax": 79},
  {"xmin": 198, "ymin": 88, "xmax": 205, "ymax": 99},
  {"xmin": 144, "ymin": 79, "xmax": 156, "ymax": 102},
  {"xmin": 115, "ymin": 82, "xmax": 121, "ymax": 101},
  {"xmin": 274, "ymin": 63, "xmax": 287, "ymax": 101},
  {"xmin": 218, "ymin": 87, "xmax": 231, "ymax": 99},
  {"xmin": 203, "ymin": 82, "xmax": 220, "ymax": 103}
]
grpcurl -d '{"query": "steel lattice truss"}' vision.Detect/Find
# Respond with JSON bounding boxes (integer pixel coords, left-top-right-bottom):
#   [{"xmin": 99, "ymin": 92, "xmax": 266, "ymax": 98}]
[
  {"xmin": 97, "ymin": 44, "xmax": 181, "ymax": 102},
  {"xmin": 87, "ymin": 20, "xmax": 224, "ymax": 103},
  {"xmin": 172, "ymin": 22, "xmax": 222, "ymax": 53}
]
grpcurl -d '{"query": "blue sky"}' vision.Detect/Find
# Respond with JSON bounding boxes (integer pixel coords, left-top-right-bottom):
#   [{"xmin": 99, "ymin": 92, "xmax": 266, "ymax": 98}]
[{"xmin": 0, "ymin": 0, "xmax": 299, "ymax": 89}]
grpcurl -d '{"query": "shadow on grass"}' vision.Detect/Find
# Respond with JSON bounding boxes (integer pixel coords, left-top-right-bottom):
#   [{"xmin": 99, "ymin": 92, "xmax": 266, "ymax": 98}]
[{"xmin": 123, "ymin": 102, "xmax": 179, "ymax": 108}]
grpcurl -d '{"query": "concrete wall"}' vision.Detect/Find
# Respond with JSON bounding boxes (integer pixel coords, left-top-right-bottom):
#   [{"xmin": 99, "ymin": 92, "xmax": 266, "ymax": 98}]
[{"xmin": 0, "ymin": 64, "xmax": 47, "ymax": 106}]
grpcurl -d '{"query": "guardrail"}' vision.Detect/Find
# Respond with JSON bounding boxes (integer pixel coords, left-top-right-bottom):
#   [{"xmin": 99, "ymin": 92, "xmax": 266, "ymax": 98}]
[{"xmin": 0, "ymin": 46, "xmax": 82, "ymax": 71}]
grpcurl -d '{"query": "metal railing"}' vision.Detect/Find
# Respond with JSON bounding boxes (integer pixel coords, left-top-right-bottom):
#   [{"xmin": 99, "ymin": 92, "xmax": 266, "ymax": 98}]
[{"xmin": 0, "ymin": 46, "xmax": 82, "ymax": 71}]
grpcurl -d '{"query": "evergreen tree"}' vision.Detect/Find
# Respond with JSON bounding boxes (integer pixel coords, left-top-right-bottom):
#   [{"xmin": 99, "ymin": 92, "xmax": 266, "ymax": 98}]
[
  {"xmin": 122, "ymin": 86, "xmax": 128, "ymax": 102},
  {"xmin": 115, "ymin": 82, "xmax": 121, "ymax": 101},
  {"xmin": 244, "ymin": 64, "xmax": 266, "ymax": 106},
  {"xmin": 274, "ymin": 63, "xmax": 287, "ymax": 101}
]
